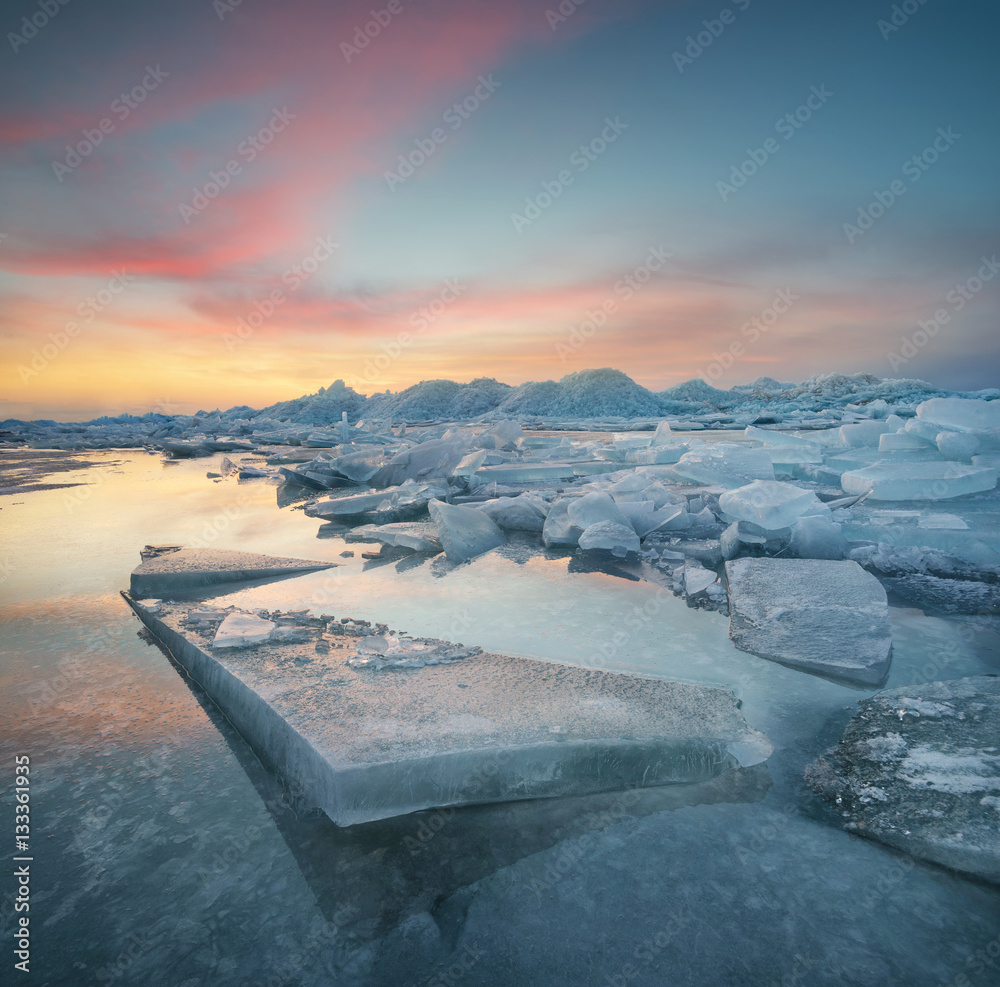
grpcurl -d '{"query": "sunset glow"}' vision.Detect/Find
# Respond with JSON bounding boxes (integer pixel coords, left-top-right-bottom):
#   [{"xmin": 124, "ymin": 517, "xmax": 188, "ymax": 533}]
[{"xmin": 2, "ymin": 0, "xmax": 998, "ymax": 420}]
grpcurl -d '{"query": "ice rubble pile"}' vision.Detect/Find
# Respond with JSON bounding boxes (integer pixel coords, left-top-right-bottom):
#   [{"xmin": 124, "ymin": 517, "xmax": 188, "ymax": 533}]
[
  {"xmin": 4, "ymin": 370, "xmax": 998, "ymax": 450},
  {"xmin": 283, "ymin": 399, "xmax": 999, "ymax": 605}
]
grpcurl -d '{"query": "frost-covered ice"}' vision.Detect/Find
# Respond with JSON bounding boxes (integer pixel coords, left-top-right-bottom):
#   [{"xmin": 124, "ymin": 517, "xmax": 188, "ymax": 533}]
[
  {"xmin": 124, "ymin": 597, "xmax": 773, "ymax": 826},
  {"xmin": 725, "ymin": 558, "xmax": 892, "ymax": 685},
  {"xmin": 129, "ymin": 546, "xmax": 336, "ymax": 596},
  {"xmin": 807, "ymin": 676, "xmax": 1000, "ymax": 884}
]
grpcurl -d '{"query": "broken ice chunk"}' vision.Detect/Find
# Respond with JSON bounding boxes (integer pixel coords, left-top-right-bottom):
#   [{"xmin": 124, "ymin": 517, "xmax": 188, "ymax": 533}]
[
  {"xmin": 578, "ymin": 521, "xmax": 640, "ymax": 557},
  {"xmin": 326, "ymin": 448, "xmax": 386, "ymax": 482},
  {"xmin": 725, "ymin": 558, "xmax": 892, "ymax": 685},
  {"xmin": 917, "ymin": 397, "xmax": 1000, "ymax": 433},
  {"xmin": 631, "ymin": 504, "xmax": 685, "ymax": 539},
  {"xmin": 370, "ymin": 434, "xmax": 471, "ymax": 487},
  {"xmin": 213, "ymin": 612, "xmax": 277, "ymax": 649},
  {"xmin": 567, "ymin": 491, "xmax": 632, "ymax": 530},
  {"xmin": 428, "ymin": 499, "xmax": 505, "ymax": 563},
  {"xmin": 673, "ymin": 444, "xmax": 774, "ymax": 488},
  {"xmin": 806, "ymin": 675, "xmax": 1000, "ymax": 883},
  {"xmin": 683, "ymin": 561, "xmax": 718, "ymax": 597},
  {"xmin": 879, "ymin": 431, "xmax": 932, "ymax": 452},
  {"xmin": 351, "ymin": 521, "xmax": 443, "ymax": 554},
  {"xmin": 475, "ymin": 495, "xmax": 547, "ymax": 532},
  {"xmin": 541, "ymin": 500, "xmax": 584, "ymax": 548},
  {"xmin": 916, "ymin": 513, "xmax": 969, "ymax": 530},
  {"xmin": 936, "ymin": 431, "xmax": 980, "ymax": 461},
  {"xmin": 718, "ymin": 480, "xmax": 824, "ymax": 531},
  {"xmin": 650, "ymin": 421, "xmax": 674, "ymax": 445},
  {"xmin": 840, "ymin": 462, "xmax": 997, "ymax": 501},
  {"xmin": 478, "ymin": 419, "xmax": 523, "ymax": 450},
  {"xmin": 789, "ymin": 515, "xmax": 847, "ymax": 560},
  {"xmin": 839, "ymin": 421, "xmax": 895, "ymax": 448},
  {"xmin": 130, "ymin": 547, "xmax": 336, "ymax": 596},
  {"xmin": 450, "ymin": 449, "xmax": 488, "ymax": 478}
]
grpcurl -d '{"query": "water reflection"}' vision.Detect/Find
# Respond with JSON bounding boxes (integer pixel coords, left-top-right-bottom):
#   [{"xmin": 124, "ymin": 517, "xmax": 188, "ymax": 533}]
[{"xmin": 2, "ymin": 449, "xmax": 998, "ymax": 986}]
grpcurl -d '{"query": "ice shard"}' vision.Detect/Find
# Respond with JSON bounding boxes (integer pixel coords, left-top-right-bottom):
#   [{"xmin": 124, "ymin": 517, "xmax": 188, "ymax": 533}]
[{"xmin": 428, "ymin": 499, "xmax": 505, "ymax": 563}]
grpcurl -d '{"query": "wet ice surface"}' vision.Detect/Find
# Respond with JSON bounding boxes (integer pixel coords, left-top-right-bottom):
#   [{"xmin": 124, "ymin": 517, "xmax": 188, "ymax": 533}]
[{"xmin": 2, "ymin": 449, "xmax": 999, "ymax": 986}]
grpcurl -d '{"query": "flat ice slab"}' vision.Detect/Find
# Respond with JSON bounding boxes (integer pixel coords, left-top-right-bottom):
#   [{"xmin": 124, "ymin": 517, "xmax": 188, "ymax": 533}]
[
  {"xmin": 916, "ymin": 396, "xmax": 1000, "ymax": 433},
  {"xmin": 673, "ymin": 445, "xmax": 775, "ymax": 488},
  {"xmin": 725, "ymin": 558, "xmax": 892, "ymax": 686},
  {"xmin": 807, "ymin": 676, "xmax": 1000, "ymax": 884},
  {"xmin": 122, "ymin": 597, "xmax": 772, "ymax": 826},
  {"xmin": 840, "ymin": 462, "xmax": 997, "ymax": 501},
  {"xmin": 130, "ymin": 546, "xmax": 335, "ymax": 597}
]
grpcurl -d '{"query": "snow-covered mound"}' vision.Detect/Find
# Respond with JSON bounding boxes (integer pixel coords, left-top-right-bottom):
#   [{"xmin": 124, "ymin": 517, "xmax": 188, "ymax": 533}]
[
  {"xmin": 658, "ymin": 379, "xmax": 738, "ymax": 412},
  {"xmin": 4, "ymin": 370, "xmax": 998, "ymax": 447},
  {"xmin": 498, "ymin": 369, "xmax": 665, "ymax": 418},
  {"xmin": 258, "ymin": 379, "xmax": 367, "ymax": 425},
  {"xmin": 775, "ymin": 373, "xmax": 958, "ymax": 411},
  {"xmin": 365, "ymin": 377, "xmax": 512, "ymax": 422}
]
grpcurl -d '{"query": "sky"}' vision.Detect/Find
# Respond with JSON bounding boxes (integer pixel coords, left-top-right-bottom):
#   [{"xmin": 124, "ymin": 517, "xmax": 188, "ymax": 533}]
[{"xmin": 1, "ymin": 0, "xmax": 998, "ymax": 421}]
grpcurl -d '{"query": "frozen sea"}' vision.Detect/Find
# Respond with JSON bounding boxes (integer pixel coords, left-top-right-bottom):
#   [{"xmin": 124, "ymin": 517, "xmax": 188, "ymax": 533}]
[{"xmin": 1, "ymin": 447, "xmax": 999, "ymax": 986}]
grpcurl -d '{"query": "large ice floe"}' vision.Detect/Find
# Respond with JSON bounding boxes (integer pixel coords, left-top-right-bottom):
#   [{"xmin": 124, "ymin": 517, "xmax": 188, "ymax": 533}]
[{"xmin": 122, "ymin": 597, "xmax": 772, "ymax": 826}]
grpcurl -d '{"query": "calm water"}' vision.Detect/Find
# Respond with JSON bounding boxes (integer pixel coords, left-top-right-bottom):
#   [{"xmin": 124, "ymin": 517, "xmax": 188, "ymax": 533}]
[{"xmin": 2, "ymin": 450, "xmax": 998, "ymax": 986}]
